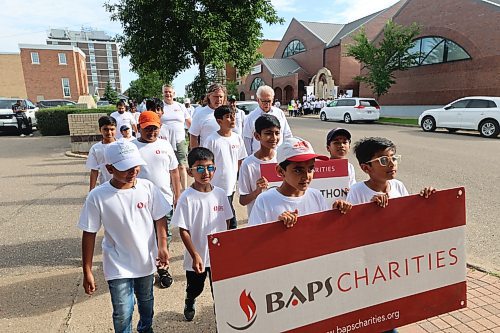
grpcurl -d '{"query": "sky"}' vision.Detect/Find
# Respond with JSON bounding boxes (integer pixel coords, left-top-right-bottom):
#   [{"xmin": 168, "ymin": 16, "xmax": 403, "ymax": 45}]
[{"xmin": 0, "ymin": 0, "xmax": 399, "ymax": 97}]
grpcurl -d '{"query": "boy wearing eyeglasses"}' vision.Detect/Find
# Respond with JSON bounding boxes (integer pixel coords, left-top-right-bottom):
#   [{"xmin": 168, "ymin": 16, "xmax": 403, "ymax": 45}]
[
  {"xmin": 205, "ymin": 105, "xmax": 247, "ymax": 229},
  {"xmin": 171, "ymin": 147, "xmax": 233, "ymax": 321},
  {"xmin": 326, "ymin": 128, "xmax": 356, "ymax": 187},
  {"xmin": 347, "ymin": 137, "xmax": 435, "ymax": 208}
]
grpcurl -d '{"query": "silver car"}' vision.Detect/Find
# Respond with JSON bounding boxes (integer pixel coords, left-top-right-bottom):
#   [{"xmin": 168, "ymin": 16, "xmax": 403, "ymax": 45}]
[{"xmin": 320, "ymin": 98, "xmax": 380, "ymax": 123}]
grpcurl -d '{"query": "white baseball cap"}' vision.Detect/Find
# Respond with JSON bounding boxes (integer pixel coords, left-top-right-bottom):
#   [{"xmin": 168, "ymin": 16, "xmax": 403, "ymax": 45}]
[
  {"xmin": 277, "ymin": 137, "xmax": 329, "ymax": 164},
  {"xmin": 184, "ymin": 98, "xmax": 191, "ymax": 104},
  {"xmin": 104, "ymin": 140, "xmax": 146, "ymax": 171}
]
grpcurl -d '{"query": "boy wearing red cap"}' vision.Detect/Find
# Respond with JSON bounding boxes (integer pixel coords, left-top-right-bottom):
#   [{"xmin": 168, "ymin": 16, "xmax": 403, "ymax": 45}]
[{"xmin": 248, "ymin": 137, "xmax": 351, "ymax": 227}]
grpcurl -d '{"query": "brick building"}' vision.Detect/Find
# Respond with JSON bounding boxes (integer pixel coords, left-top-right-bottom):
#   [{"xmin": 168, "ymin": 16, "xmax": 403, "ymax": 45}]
[
  {"xmin": 47, "ymin": 28, "xmax": 121, "ymax": 96},
  {"xmin": 239, "ymin": 0, "xmax": 500, "ymax": 106},
  {"xmin": 361, "ymin": 0, "xmax": 500, "ymax": 105},
  {"xmin": 19, "ymin": 44, "xmax": 89, "ymax": 102},
  {"xmin": 0, "ymin": 53, "xmax": 27, "ymax": 98}
]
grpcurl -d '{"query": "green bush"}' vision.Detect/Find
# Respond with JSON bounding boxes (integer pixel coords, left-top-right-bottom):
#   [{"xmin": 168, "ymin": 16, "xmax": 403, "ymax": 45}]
[{"xmin": 36, "ymin": 106, "xmax": 115, "ymax": 136}]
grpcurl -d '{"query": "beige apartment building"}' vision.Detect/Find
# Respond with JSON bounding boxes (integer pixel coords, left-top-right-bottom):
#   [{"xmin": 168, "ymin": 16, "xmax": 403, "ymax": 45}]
[{"xmin": 0, "ymin": 53, "xmax": 28, "ymax": 98}]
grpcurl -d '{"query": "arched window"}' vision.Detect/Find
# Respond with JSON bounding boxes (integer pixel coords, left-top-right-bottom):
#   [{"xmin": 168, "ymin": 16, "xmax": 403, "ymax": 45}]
[
  {"xmin": 408, "ymin": 36, "xmax": 471, "ymax": 66},
  {"xmin": 282, "ymin": 40, "xmax": 306, "ymax": 58},
  {"xmin": 250, "ymin": 77, "xmax": 265, "ymax": 90}
]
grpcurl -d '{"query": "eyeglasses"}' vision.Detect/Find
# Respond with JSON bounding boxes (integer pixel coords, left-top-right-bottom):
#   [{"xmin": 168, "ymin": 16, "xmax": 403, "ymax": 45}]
[
  {"xmin": 364, "ymin": 155, "xmax": 401, "ymax": 166},
  {"xmin": 259, "ymin": 100, "xmax": 272, "ymax": 104},
  {"xmin": 190, "ymin": 165, "xmax": 216, "ymax": 173}
]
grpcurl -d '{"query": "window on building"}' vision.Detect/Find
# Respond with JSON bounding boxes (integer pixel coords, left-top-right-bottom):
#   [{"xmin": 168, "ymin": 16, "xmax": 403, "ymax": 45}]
[
  {"xmin": 62, "ymin": 78, "xmax": 71, "ymax": 97},
  {"xmin": 282, "ymin": 40, "xmax": 306, "ymax": 58},
  {"xmin": 31, "ymin": 52, "xmax": 40, "ymax": 64},
  {"xmin": 90, "ymin": 54, "xmax": 96, "ymax": 63},
  {"xmin": 58, "ymin": 53, "xmax": 67, "ymax": 65},
  {"xmin": 88, "ymin": 43, "xmax": 94, "ymax": 51},
  {"xmin": 408, "ymin": 36, "xmax": 471, "ymax": 66},
  {"xmin": 71, "ymin": 42, "xmax": 77, "ymax": 47},
  {"xmin": 250, "ymin": 77, "xmax": 265, "ymax": 90}
]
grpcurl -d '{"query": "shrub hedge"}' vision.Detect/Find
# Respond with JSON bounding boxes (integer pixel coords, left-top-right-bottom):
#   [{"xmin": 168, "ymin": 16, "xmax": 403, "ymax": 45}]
[{"xmin": 36, "ymin": 106, "xmax": 115, "ymax": 136}]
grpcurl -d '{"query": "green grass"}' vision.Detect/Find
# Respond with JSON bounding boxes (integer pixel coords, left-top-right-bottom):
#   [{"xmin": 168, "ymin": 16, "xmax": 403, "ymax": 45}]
[{"xmin": 378, "ymin": 117, "xmax": 418, "ymax": 126}]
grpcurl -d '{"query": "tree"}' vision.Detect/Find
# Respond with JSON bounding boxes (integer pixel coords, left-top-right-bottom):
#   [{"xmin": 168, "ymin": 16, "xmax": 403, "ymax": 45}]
[
  {"xmin": 346, "ymin": 20, "xmax": 421, "ymax": 98},
  {"xmin": 106, "ymin": 0, "xmax": 283, "ymax": 92},
  {"xmin": 127, "ymin": 71, "xmax": 164, "ymax": 102},
  {"xmin": 103, "ymin": 82, "xmax": 119, "ymax": 103},
  {"xmin": 226, "ymin": 80, "xmax": 239, "ymax": 99}
]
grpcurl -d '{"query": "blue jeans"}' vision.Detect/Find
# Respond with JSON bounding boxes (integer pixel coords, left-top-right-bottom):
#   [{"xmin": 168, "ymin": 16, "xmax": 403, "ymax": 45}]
[{"xmin": 108, "ymin": 274, "xmax": 154, "ymax": 333}]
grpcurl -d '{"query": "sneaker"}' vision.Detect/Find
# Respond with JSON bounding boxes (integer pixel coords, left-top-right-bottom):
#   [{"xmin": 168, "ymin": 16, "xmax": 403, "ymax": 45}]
[
  {"xmin": 184, "ymin": 298, "xmax": 195, "ymax": 321},
  {"xmin": 29, "ymin": 133, "xmax": 34, "ymax": 137},
  {"xmin": 157, "ymin": 267, "xmax": 173, "ymax": 288},
  {"xmin": 20, "ymin": 134, "xmax": 26, "ymax": 137}
]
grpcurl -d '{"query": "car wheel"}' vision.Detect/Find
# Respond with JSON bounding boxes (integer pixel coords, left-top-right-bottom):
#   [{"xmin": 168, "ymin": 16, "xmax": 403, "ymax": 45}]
[
  {"xmin": 343, "ymin": 113, "xmax": 352, "ymax": 124},
  {"xmin": 479, "ymin": 119, "xmax": 500, "ymax": 138},
  {"xmin": 320, "ymin": 112, "xmax": 327, "ymax": 121},
  {"xmin": 421, "ymin": 116, "xmax": 436, "ymax": 132},
  {"xmin": 446, "ymin": 128, "xmax": 458, "ymax": 133}
]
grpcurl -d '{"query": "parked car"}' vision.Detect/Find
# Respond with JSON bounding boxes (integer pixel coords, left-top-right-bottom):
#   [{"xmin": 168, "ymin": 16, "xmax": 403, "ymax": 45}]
[
  {"xmin": 236, "ymin": 100, "xmax": 259, "ymax": 115},
  {"xmin": 38, "ymin": 99, "xmax": 76, "ymax": 108},
  {"xmin": 418, "ymin": 96, "xmax": 500, "ymax": 138},
  {"xmin": 0, "ymin": 98, "xmax": 38, "ymax": 132},
  {"xmin": 319, "ymin": 98, "xmax": 380, "ymax": 123},
  {"xmin": 97, "ymin": 100, "xmax": 111, "ymax": 107}
]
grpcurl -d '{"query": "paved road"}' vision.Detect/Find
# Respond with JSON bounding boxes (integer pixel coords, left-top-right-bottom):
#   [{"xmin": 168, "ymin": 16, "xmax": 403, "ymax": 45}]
[
  {"xmin": 287, "ymin": 117, "xmax": 500, "ymax": 274},
  {"xmin": 0, "ymin": 121, "xmax": 498, "ymax": 332}
]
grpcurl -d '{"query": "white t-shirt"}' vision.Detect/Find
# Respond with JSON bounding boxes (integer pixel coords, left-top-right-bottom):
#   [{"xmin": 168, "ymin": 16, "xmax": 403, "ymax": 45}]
[
  {"xmin": 86, "ymin": 141, "xmax": 112, "ymax": 185},
  {"xmin": 132, "ymin": 138, "xmax": 179, "ymax": 205},
  {"xmin": 161, "ymin": 101, "xmax": 190, "ymax": 144},
  {"xmin": 232, "ymin": 108, "xmax": 245, "ymax": 136},
  {"xmin": 159, "ymin": 123, "xmax": 177, "ymax": 151},
  {"xmin": 348, "ymin": 162, "xmax": 356, "ymax": 187},
  {"xmin": 248, "ymin": 188, "xmax": 329, "ymax": 226},
  {"xmin": 110, "ymin": 111, "xmax": 137, "ymax": 139},
  {"xmin": 238, "ymin": 153, "xmax": 277, "ymax": 215},
  {"xmin": 188, "ymin": 105, "xmax": 220, "ymax": 147},
  {"xmin": 205, "ymin": 132, "xmax": 247, "ymax": 195},
  {"xmin": 77, "ymin": 179, "xmax": 170, "ymax": 281},
  {"xmin": 242, "ymin": 106, "xmax": 293, "ymax": 154},
  {"xmin": 171, "ymin": 186, "xmax": 233, "ymax": 271},
  {"xmin": 346, "ymin": 179, "xmax": 409, "ymax": 205}
]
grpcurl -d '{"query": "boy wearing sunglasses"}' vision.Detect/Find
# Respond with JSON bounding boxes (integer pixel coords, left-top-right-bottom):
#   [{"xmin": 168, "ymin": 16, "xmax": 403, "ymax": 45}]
[
  {"xmin": 347, "ymin": 137, "xmax": 435, "ymax": 208},
  {"xmin": 171, "ymin": 147, "xmax": 233, "ymax": 321}
]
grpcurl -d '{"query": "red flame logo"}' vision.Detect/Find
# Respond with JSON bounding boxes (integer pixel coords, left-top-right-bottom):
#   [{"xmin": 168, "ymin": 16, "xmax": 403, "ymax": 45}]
[{"xmin": 240, "ymin": 290, "xmax": 256, "ymax": 322}]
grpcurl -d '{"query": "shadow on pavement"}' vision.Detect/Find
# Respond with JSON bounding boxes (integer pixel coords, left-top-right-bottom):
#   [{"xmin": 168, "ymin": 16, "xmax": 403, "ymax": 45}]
[
  {"xmin": 0, "ymin": 197, "xmax": 86, "ymax": 207},
  {"xmin": 154, "ymin": 305, "xmax": 217, "ymax": 333}
]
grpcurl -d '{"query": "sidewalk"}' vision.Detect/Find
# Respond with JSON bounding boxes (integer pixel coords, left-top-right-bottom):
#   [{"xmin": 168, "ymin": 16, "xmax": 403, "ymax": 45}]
[{"xmin": 400, "ymin": 268, "xmax": 500, "ymax": 333}]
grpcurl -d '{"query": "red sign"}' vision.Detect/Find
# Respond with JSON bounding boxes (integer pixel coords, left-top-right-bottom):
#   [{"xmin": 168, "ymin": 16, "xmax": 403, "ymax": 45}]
[{"xmin": 209, "ymin": 187, "xmax": 467, "ymax": 332}]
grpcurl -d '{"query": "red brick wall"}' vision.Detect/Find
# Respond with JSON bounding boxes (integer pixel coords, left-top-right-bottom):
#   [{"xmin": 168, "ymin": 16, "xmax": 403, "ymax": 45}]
[
  {"xmin": 360, "ymin": 0, "xmax": 500, "ymax": 105},
  {"xmin": 20, "ymin": 48, "xmax": 87, "ymax": 102}
]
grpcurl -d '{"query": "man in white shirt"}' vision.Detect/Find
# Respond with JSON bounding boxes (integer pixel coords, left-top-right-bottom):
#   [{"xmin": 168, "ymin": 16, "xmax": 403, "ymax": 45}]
[
  {"xmin": 110, "ymin": 101, "xmax": 138, "ymax": 139},
  {"xmin": 242, "ymin": 85, "xmax": 293, "ymax": 155},
  {"xmin": 227, "ymin": 95, "xmax": 245, "ymax": 136}
]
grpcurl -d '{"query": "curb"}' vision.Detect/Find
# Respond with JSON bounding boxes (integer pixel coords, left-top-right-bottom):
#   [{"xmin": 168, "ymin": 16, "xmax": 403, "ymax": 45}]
[
  {"xmin": 290, "ymin": 115, "xmax": 419, "ymax": 128},
  {"xmin": 65, "ymin": 151, "xmax": 87, "ymax": 159}
]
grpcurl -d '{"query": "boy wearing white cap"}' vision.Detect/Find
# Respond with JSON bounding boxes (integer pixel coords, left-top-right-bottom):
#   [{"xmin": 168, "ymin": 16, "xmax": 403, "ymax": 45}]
[
  {"xmin": 248, "ymin": 137, "xmax": 352, "ymax": 227},
  {"xmin": 78, "ymin": 140, "xmax": 170, "ymax": 333}
]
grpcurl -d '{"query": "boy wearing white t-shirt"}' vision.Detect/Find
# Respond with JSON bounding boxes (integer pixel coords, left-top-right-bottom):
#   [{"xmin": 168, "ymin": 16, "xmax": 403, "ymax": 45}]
[
  {"xmin": 346, "ymin": 137, "xmax": 435, "ymax": 333},
  {"xmin": 326, "ymin": 128, "xmax": 356, "ymax": 188},
  {"xmin": 238, "ymin": 114, "xmax": 280, "ymax": 215},
  {"xmin": 78, "ymin": 140, "xmax": 170, "ymax": 333},
  {"xmin": 248, "ymin": 137, "xmax": 352, "ymax": 227},
  {"xmin": 86, "ymin": 116, "xmax": 116, "ymax": 191},
  {"xmin": 346, "ymin": 137, "xmax": 435, "ymax": 208},
  {"xmin": 171, "ymin": 147, "xmax": 233, "ymax": 321},
  {"xmin": 205, "ymin": 105, "xmax": 247, "ymax": 229},
  {"xmin": 132, "ymin": 111, "xmax": 181, "ymax": 289}
]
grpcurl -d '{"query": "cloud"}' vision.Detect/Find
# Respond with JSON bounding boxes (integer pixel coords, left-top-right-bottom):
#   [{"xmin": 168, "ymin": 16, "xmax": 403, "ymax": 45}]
[{"xmin": 271, "ymin": 0, "xmax": 299, "ymax": 12}]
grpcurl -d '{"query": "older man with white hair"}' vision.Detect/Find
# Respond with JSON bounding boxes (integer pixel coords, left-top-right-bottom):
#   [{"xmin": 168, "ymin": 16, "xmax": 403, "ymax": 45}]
[{"xmin": 242, "ymin": 85, "xmax": 293, "ymax": 155}]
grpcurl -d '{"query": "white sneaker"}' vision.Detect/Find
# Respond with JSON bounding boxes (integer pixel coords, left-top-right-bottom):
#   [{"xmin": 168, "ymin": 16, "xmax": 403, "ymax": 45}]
[
  {"xmin": 20, "ymin": 134, "xmax": 26, "ymax": 137},
  {"xmin": 29, "ymin": 133, "xmax": 34, "ymax": 137}
]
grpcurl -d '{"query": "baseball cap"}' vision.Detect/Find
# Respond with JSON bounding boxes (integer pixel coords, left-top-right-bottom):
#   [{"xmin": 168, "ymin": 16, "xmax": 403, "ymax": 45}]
[
  {"xmin": 184, "ymin": 98, "xmax": 191, "ymax": 104},
  {"xmin": 120, "ymin": 124, "xmax": 130, "ymax": 132},
  {"xmin": 326, "ymin": 128, "xmax": 351, "ymax": 145},
  {"xmin": 228, "ymin": 95, "xmax": 237, "ymax": 102},
  {"xmin": 104, "ymin": 140, "xmax": 146, "ymax": 171},
  {"xmin": 138, "ymin": 111, "xmax": 161, "ymax": 129},
  {"xmin": 277, "ymin": 137, "xmax": 328, "ymax": 164}
]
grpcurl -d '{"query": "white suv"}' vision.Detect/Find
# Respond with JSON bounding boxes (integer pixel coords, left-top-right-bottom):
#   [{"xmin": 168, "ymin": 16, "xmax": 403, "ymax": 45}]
[
  {"xmin": 418, "ymin": 96, "xmax": 500, "ymax": 138},
  {"xmin": 0, "ymin": 98, "xmax": 38, "ymax": 132},
  {"xmin": 320, "ymin": 98, "xmax": 380, "ymax": 123}
]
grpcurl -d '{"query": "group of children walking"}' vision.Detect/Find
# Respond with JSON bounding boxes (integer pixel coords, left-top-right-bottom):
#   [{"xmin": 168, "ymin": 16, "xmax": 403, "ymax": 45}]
[{"xmin": 79, "ymin": 101, "xmax": 434, "ymax": 332}]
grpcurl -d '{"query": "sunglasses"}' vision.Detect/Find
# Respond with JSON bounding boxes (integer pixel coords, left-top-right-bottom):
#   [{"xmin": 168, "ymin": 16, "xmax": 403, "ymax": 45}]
[
  {"xmin": 190, "ymin": 165, "xmax": 216, "ymax": 173},
  {"xmin": 364, "ymin": 155, "xmax": 402, "ymax": 166}
]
